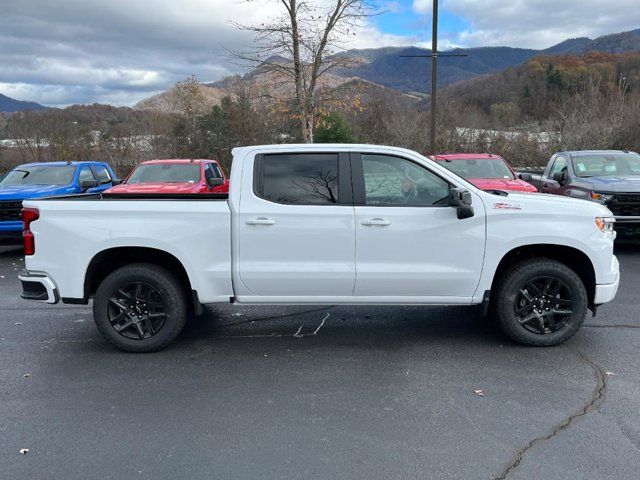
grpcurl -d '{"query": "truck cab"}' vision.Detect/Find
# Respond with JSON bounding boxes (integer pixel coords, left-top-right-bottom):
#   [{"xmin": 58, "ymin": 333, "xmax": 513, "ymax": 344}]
[{"xmin": 0, "ymin": 161, "xmax": 116, "ymax": 244}]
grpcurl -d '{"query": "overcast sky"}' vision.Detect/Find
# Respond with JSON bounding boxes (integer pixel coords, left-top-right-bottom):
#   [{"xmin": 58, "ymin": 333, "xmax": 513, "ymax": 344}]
[{"xmin": 1, "ymin": 0, "xmax": 639, "ymax": 107}]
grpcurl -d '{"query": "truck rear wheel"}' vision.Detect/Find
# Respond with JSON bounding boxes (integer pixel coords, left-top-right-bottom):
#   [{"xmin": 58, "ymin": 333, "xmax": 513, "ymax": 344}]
[
  {"xmin": 494, "ymin": 259, "xmax": 588, "ymax": 346},
  {"xmin": 93, "ymin": 264, "xmax": 187, "ymax": 352}
]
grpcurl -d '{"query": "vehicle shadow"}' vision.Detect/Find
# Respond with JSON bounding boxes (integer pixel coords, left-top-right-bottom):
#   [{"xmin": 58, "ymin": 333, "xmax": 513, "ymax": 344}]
[{"xmin": 177, "ymin": 304, "xmax": 507, "ymax": 351}]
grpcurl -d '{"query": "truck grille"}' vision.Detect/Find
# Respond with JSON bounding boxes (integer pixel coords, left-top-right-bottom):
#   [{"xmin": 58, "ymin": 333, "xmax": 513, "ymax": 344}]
[
  {"xmin": 608, "ymin": 193, "xmax": 640, "ymax": 217},
  {"xmin": 0, "ymin": 201, "xmax": 23, "ymax": 222}
]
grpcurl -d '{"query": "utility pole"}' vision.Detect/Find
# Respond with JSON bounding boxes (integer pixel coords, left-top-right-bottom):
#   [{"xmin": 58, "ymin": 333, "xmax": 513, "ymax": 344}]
[
  {"xmin": 401, "ymin": 0, "xmax": 466, "ymax": 155},
  {"xmin": 430, "ymin": 0, "xmax": 438, "ymax": 156}
]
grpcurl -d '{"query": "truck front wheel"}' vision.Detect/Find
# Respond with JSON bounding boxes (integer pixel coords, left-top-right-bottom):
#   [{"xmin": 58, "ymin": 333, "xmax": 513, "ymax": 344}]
[
  {"xmin": 494, "ymin": 259, "xmax": 588, "ymax": 346},
  {"xmin": 93, "ymin": 264, "xmax": 187, "ymax": 352}
]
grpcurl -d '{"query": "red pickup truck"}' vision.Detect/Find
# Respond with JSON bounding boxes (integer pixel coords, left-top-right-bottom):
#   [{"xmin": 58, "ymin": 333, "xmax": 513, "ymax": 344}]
[
  {"xmin": 106, "ymin": 159, "xmax": 229, "ymax": 194},
  {"xmin": 431, "ymin": 153, "xmax": 537, "ymax": 193}
]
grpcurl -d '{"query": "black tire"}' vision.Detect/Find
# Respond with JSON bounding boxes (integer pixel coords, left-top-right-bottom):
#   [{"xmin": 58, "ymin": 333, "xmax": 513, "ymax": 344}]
[
  {"xmin": 93, "ymin": 263, "xmax": 187, "ymax": 352},
  {"xmin": 494, "ymin": 259, "xmax": 588, "ymax": 346}
]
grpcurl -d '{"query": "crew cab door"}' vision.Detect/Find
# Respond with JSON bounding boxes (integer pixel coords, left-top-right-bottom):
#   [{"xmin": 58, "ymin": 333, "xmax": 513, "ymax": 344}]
[
  {"xmin": 351, "ymin": 152, "xmax": 486, "ymax": 301},
  {"xmin": 236, "ymin": 152, "xmax": 355, "ymax": 298}
]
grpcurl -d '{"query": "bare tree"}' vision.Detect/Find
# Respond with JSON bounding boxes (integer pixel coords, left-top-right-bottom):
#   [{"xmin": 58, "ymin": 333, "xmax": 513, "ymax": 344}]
[{"xmin": 233, "ymin": 0, "xmax": 378, "ymax": 142}]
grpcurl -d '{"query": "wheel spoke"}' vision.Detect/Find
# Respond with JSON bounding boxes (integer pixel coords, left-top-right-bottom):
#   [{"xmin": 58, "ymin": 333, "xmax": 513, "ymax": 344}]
[
  {"xmin": 527, "ymin": 282, "xmax": 542, "ymax": 296},
  {"xmin": 144, "ymin": 317, "xmax": 156, "ymax": 335},
  {"xmin": 134, "ymin": 283, "xmax": 144, "ymax": 301},
  {"xmin": 109, "ymin": 311, "xmax": 128, "ymax": 325},
  {"xmin": 109, "ymin": 298, "xmax": 129, "ymax": 311},
  {"xmin": 542, "ymin": 278, "xmax": 554, "ymax": 295},
  {"xmin": 519, "ymin": 312, "xmax": 538, "ymax": 325},
  {"xmin": 551, "ymin": 308, "xmax": 572, "ymax": 315},
  {"xmin": 549, "ymin": 281, "xmax": 563, "ymax": 297},
  {"xmin": 113, "ymin": 319, "xmax": 133, "ymax": 332},
  {"xmin": 546, "ymin": 314, "xmax": 557, "ymax": 331},
  {"xmin": 520, "ymin": 289, "xmax": 535, "ymax": 302}
]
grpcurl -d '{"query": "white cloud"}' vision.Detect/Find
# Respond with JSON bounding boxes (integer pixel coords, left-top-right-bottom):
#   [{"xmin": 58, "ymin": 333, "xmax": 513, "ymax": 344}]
[
  {"xmin": 445, "ymin": 0, "xmax": 640, "ymax": 48},
  {"xmin": 0, "ymin": 0, "xmax": 420, "ymax": 107},
  {"xmin": 413, "ymin": 0, "xmax": 432, "ymax": 15}
]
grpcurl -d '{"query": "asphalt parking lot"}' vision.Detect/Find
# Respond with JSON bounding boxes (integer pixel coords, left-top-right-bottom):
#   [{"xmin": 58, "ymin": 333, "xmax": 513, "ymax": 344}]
[{"xmin": 1, "ymin": 245, "xmax": 640, "ymax": 480}]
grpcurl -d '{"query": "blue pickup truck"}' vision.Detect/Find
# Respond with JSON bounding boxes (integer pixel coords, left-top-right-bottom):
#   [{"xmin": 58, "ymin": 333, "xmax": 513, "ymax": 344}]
[{"xmin": 0, "ymin": 161, "xmax": 117, "ymax": 244}]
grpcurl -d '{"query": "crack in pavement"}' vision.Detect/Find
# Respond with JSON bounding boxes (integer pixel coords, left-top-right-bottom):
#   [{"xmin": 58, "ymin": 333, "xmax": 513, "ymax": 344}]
[
  {"xmin": 222, "ymin": 312, "xmax": 331, "ymax": 339},
  {"xmin": 584, "ymin": 324, "xmax": 640, "ymax": 329},
  {"xmin": 492, "ymin": 349, "xmax": 606, "ymax": 480}
]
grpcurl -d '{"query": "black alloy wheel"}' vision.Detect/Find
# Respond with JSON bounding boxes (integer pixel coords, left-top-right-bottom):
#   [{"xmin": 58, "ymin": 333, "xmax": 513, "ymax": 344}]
[
  {"xmin": 494, "ymin": 259, "xmax": 588, "ymax": 346},
  {"xmin": 107, "ymin": 282, "xmax": 167, "ymax": 340},
  {"xmin": 93, "ymin": 264, "xmax": 187, "ymax": 352},
  {"xmin": 514, "ymin": 276, "xmax": 573, "ymax": 335}
]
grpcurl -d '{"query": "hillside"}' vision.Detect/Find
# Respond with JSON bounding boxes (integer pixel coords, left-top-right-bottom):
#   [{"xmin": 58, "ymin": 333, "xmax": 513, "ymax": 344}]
[
  {"xmin": 0, "ymin": 93, "xmax": 47, "ymax": 113},
  {"xmin": 443, "ymin": 51, "xmax": 640, "ymax": 123},
  {"xmin": 335, "ymin": 28, "xmax": 640, "ymax": 94},
  {"xmin": 136, "ymin": 27, "xmax": 640, "ymax": 113}
]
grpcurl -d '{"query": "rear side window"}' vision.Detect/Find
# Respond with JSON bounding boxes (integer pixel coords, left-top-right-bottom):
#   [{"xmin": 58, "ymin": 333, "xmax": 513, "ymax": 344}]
[
  {"xmin": 92, "ymin": 165, "xmax": 112, "ymax": 184},
  {"xmin": 256, "ymin": 153, "xmax": 339, "ymax": 205}
]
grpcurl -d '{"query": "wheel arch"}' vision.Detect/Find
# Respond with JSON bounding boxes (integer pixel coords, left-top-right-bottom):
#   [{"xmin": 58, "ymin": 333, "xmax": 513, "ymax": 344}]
[
  {"xmin": 83, "ymin": 247, "xmax": 194, "ymax": 302},
  {"xmin": 490, "ymin": 244, "xmax": 597, "ymax": 307}
]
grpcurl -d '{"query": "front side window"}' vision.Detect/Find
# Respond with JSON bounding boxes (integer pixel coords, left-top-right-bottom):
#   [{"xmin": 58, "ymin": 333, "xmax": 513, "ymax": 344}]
[
  {"xmin": 362, "ymin": 154, "xmax": 449, "ymax": 206},
  {"xmin": 0, "ymin": 165, "xmax": 75, "ymax": 186},
  {"xmin": 440, "ymin": 157, "xmax": 515, "ymax": 180},
  {"xmin": 127, "ymin": 163, "xmax": 201, "ymax": 184},
  {"xmin": 204, "ymin": 164, "xmax": 220, "ymax": 181},
  {"xmin": 573, "ymin": 153, "xmax": 640, "ymax": 177},
  {"xmin": 78, "ymin": 166, "xmax": 96, "ymax": 184},
  {"xmin": 549, "ymin": 156, "xmax": 567, "ymax": 177},
  {"xmin": 258, "ymin": 153, "xmax": 339, "ymax": 205},
  {"xmin": 92, "ymin": 165, "xmax": 112, "ymax": 183}
]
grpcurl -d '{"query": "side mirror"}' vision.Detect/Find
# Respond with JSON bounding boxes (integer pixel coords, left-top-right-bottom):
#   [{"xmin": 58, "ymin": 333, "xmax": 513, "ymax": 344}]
[
  {"xmin": 111, "ymin": 179, "xmax": 123, "ymax": 186},
  {"xmin": 518, "ymin": 173, "xmax": 532, "ymax": 182},
  {"xmin": 552, "ymin": 172, "xmax": 566, "ymax": 183},
  {"xmin": 448, "ymin": 188, "xmax": 474, "ymax": 220},
  {"xmin": 207, "ymin": 177, "xmax": 224, "ymax": 187},
  {"xmin": 80, "ymin": 179, "xmax": 99, "ymax": 190}
]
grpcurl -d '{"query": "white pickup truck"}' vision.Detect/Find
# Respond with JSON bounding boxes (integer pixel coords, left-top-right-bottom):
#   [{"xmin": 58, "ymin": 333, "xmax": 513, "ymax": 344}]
[{"xmin": 19, "ymin": 144, "xmax": 620, "ymax": 352}]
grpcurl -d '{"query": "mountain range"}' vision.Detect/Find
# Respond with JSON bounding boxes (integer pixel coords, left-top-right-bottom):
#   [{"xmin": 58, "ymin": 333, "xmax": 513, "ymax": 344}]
[
  {"xmin": 0, "ymin": 93, "xmax": 47, "ymax": 113},
  {"xmin": 137, "ymin": 27, "xmax": 640, "ymax": 112},
  {"xmin": 2, "ymin": 28, "xmax": 639, "ymax": 113}
]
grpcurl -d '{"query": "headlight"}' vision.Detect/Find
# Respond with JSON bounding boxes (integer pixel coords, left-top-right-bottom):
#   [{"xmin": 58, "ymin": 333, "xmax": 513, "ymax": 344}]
[
  {"xmin": 595, "ymin": 216, "xmax": 615, "ymax": 234},
  {"xmin": 590, "ymin": 191, "xmax": 615, "ymax": 203}
]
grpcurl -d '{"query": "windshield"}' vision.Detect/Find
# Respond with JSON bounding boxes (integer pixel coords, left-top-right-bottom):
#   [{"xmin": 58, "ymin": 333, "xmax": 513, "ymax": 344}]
[
  {"xmin": 127, "ymin": 164, "xmax": 201, "ymax": 184},
  {"xmin": 438, "ymin": 157, "xmax": 515, "ymax": 180},
  {"xmin": 573, "ymin": 153, "xmax": 640, "ymax": 177},
  {"xmin": 0, "ymin": 165, "xmax": 75, "ymax": 186}
]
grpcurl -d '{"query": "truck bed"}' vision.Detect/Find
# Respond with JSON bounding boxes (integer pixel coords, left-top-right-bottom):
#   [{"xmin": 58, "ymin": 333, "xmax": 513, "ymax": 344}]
[{"xmin": 23, "ymin": 193, "xmax": 233, "ymax": 303}]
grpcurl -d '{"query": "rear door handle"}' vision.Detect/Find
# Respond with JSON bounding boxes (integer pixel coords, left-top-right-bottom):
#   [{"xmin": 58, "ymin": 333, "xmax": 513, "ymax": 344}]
[
  {"xmin": 246, "ymin": 217, "xmax": 276, "ymax": 226},
  {"xmin": 361, "ymin": 218, "xmax": 391, "ymax": 227}
]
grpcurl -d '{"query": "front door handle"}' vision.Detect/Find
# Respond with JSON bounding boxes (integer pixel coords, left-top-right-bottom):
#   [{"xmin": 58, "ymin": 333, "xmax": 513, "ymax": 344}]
[
  {"xmin": 246, "ymin": 217, "xmax": 276, "ymax": 226},
  {"xmin": 361, "ymin": 218, "xmax": 391, "ymax": 227}
]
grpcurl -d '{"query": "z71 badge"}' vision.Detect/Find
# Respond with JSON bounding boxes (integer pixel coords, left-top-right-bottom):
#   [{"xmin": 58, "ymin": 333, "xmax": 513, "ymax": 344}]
[{"xmin": 493, "ymin": 202, "xmax": 524, "ymax": 210}]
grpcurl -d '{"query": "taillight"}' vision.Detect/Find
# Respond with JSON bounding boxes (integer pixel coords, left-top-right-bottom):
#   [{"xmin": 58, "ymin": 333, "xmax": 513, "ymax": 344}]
[{"xmin": 22, "ymin": 207, "xmax": 39, "ymax": 256}]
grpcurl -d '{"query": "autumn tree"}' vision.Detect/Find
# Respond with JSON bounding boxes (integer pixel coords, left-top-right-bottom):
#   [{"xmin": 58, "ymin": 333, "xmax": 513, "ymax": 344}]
[{"xmin": 233, "ymin": 0, "xmax": 378, "ymax": 142}]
